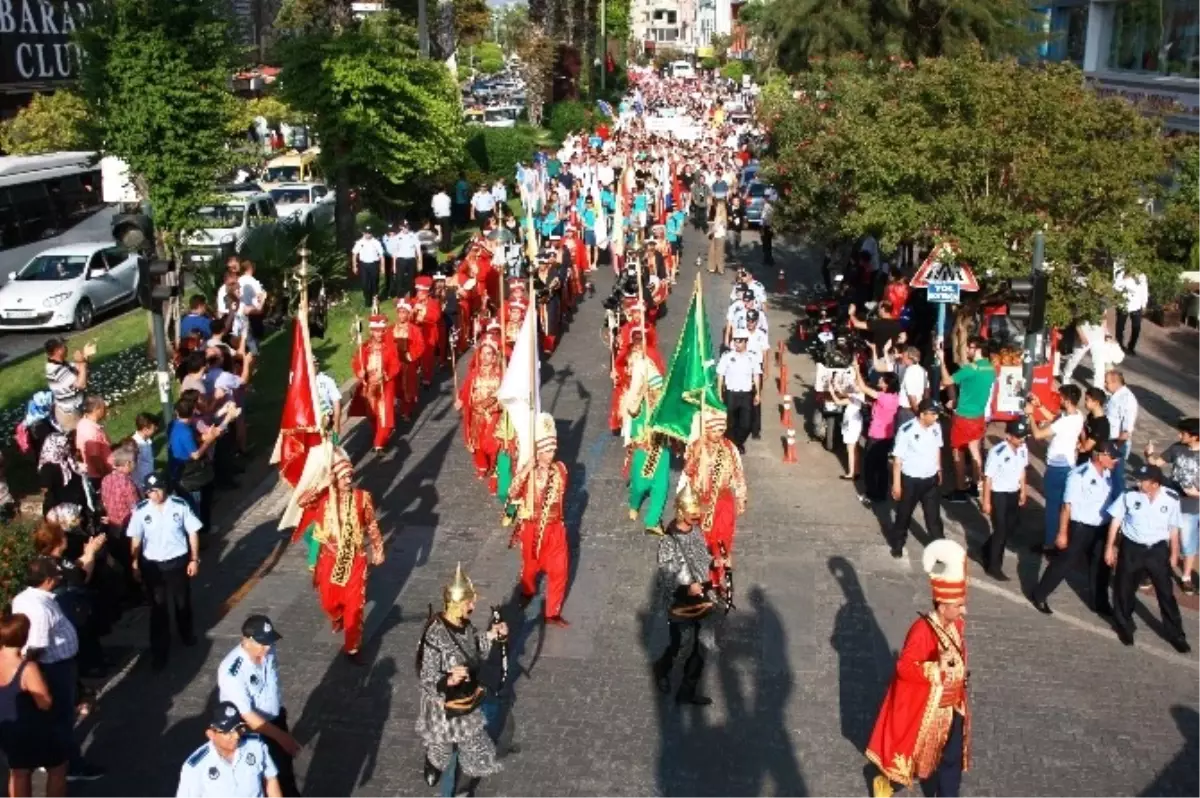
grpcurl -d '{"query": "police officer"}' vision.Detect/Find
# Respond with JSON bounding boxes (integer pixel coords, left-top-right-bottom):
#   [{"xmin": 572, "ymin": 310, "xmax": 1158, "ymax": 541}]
[
  {"xmin": 717, "ymin": 329, "xmax": 761, "ymax": 453},
  {"xmin": 384, "ymin": 220, "xmax": 420, "ymax": 299},
  {"xmin": 177, "ymin": 702, "xmax": 281, "ymax": 798},
  {"xmin": 218, "ymin": 615, "xmax": 300, "ymax": 796},
  {"xmin": 744, "ymin": 310, "xmax": 770, "ymax": 440},
  {"xmin": 723, "ymin": 290, "xmax": 753, "ymax": 348},
  {"xmin": 351, "ymin": 226, "xmax": 385, "ymax": 307},
  {"xmin": 1104, "ymin": 464, "xmax": 1190, "ymax": 652},
  {"xmin": 1030, "ymin": 442, "xmax": 1119, "ymax": 617},
  {"xmin": 729, "ymin": 267, "xmax": 766, "ymax": 306},
  {"xmin": 980, "ymin": 419, "xmax": 1030, "ymax": 580},
  {"xmin": 888, "ymin": 400, "xmax": 943, "ymax": 559},
  {"xmin": 128, "ymin": 472, "xmax": 201, "ymax": 670}
]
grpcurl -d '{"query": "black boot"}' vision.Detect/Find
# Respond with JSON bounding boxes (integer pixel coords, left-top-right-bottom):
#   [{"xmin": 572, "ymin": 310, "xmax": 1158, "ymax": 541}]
[
  {"xmin": 676, "ymin": 687, "xmax": 713, "ymax": 706},
  {"xmin": 652, "ymin": 655, "xmax": 672, "ymax": 695},
  {"xmin": 423, "ymin": 758, "xmax": 442, "ymax": 787},
  {"xmin": 455, "ymin": 775, "xmax": 482, "ymax": 797}
]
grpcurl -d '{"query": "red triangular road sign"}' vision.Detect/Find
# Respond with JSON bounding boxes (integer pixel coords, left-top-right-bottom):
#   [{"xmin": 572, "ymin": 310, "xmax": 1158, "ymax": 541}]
[{"xmin": 910, "ymin": 243, "xmax": 979, "ymax": 291}]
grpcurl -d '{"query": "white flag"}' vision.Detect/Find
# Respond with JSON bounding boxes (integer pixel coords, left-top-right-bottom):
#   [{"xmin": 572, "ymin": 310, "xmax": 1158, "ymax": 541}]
[
  {"xmin": 592, "ymin": 181, "xmax": 609, "ymax": 249},
  {"xmin": 497, "ymin": 307, "xmax": 542, "ymax": 468}
]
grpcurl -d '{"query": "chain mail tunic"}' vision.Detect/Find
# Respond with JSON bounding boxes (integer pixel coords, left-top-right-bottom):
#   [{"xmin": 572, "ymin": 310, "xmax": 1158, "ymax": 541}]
[
  {"xmin": 415, "ymin": 617, "xmax": 502, "ymax": 778},
  {"xmin": 657, "ymin": 522, "xmax": 718, "ymax": 651}
]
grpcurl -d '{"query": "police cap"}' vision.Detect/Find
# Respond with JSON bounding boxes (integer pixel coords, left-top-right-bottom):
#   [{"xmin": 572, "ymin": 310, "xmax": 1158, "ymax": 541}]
[
  {"xmin": 209, "ymin": 702, "xmax": 247, "ymax": 733},
  {"xmin": 1134, "ymin": 464, "xmax": 1165, "ymax": 484},
  {"xmin": 241, "ymin": 614, "xmax": 282, "ymax": 645}
]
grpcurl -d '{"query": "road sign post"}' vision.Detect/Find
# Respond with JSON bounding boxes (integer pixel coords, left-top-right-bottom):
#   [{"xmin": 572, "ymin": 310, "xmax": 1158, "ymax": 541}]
[{"xmin": 909, "ymin": 243, "xmax": 978, "ymax": 387}]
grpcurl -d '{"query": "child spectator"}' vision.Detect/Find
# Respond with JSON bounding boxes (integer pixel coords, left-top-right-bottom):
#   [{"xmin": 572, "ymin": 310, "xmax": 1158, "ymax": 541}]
[
  {"xmin": 131, "ymin": 413, "xmax": 158, "ymax": 489},
  {"xmin": 179, "ymin": 295, "xmax": 213, "ymax": 340}
]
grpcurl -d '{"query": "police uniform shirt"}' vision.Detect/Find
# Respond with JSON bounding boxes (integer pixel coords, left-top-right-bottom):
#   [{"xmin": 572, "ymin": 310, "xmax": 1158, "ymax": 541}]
[
  {"xmin": 392, "ymin": 230, "xmax": 420, "ymax": 259},
  {"xmin": 984, "ymin": 441, "xmax": 1028, "ymax": 493},
  {"xmin": 745, "ymin": 327, "xmax": 770, "ymax": 361},
  {"xmin": 1107, "ymin": 487, "xmax": 1181, "ymax": 546},
  {"xmin": 177, "ymin": 736, "xmax": 277, "ymax": 798},
  {"xmin": 351, "ymin": 236, "xmax": 384, "ymax": 264},
  {"xmin": 729, "ymin": 281, "xmax": 767, "ymax": 306},
  {"xmin": 1063, "ymin": 462, "xmax": 1113, "ymax": 526},
  {"xmin": 717, "ymin": 349, "xmax": 761, "ymax": 392},
  {"xmin": 893, "ymin": 419, "xmax": 943, "ymax": 479},
  {"xmin": 726, "ymin": 303, "xmax": 748, "ymax": 331},
  {"xmin": 127, "ymin": 497, "xmax": 203, "ymax": 562},
  {"xmin": 218, "ymin": 645, "xmax": 282, "ymax": 721}
]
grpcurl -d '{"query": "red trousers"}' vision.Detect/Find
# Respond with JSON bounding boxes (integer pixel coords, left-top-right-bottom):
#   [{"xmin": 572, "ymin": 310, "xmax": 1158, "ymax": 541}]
[
  {"xmin": 397, "ymin": 363, "xmax": 420, "ymax": 420},
  {"xmin": 519, "ymin": 520, "xmax": 569, "ymax": 618},
  {"xmin": 419, "ymin": 328, "xmax": 439, "ymax": 385},
  {"xmin": 703, "ymin": 491, "xmax": 737, "ymax": 586},
  {"xmin": 315, "ymin": 548, "xmax": 368, "ymax": 653},
  {"xmin": 369, "ymin": 386, "xmax": 395, "ymax": 448}
]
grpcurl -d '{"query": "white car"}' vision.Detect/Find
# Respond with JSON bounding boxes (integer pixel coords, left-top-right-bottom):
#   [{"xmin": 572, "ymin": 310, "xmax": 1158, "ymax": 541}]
[
  {"xmin": 269, "ymin": 182, "xmax": 334, "ymax": 228},
  {"xmin": 0, "ymin": 242, "xmax": 140, "ymax": 330},
  {"xmin": 180, "ymin": 191, "xmax": 278, "ymax": 265}
]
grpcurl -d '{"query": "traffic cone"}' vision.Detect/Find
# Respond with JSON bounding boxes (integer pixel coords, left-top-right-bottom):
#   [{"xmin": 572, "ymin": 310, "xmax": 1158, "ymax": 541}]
[
  {"xmin": 775, "ymin": 339, "xmax": 785, "ymax": 368},
  {"xmin": 776, "ymin": 268, "xmax": 786, "ymax": 293},
  {"xmin": 777, "ymin": 361, "xmax": 788, "ymax": 394},
  {"xmin": 781, "ymin": 394, "xmax": 792, "ymax": 427},
  {"xmin": 783, "ymin": 427, "xmax": 798, "ymax": 463}
]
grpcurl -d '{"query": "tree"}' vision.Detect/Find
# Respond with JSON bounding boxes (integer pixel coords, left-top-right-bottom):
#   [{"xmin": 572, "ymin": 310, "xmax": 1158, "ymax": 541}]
[
  {"xmin": 475, "ymin": 41, "xmax": 506, "ymax": 74},
  {"xmin": 749, "ymin": 0, "xmax": 1036, "ymax": 71},
  {"xmin": 765, "ymin": 52, "xmax": 1171, "ymax": 325},
  {"xmin": 604, "ymin": 0, "xmax": 630, "ymax": 41},
  {"xmin": 75, "ymin": 0, "xmax": 238, "ymax": 253},
  {"xmin": 279, "ymin": 17, "xmax": 465, "ymax": 245},
  {"xmin": 0, "ymin": 90, "xmax": 89, "ymax": 155},
  {"xmin": 514, "ymin": 22, "xmax": 555, "ymax": 126},
  {"xmin": 454, "ymin": 0, "xmax": 491, "ymax": 46}
]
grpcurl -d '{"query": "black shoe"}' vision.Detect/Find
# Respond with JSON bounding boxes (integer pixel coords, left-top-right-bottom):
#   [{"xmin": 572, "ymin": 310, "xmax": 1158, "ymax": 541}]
[
  {"xmin": 655, "ymin": 673, "xmax": 671, "ymax": 695},
  {"xmin": 1093, "ymin": 604, "xmax": 1114, "ymax": 618},
  {"xmin": 750, "ymin": 432, "xmax": 761, "ymax": 440},
  {"xmin": 180, "ymin": 634, "xmax": 197, "ymax": 647},
  {"xmin": 1126, "ymin": 349, "xmax": 1137, "ymax": 357},
  {"xmin": 423, "ymin": 758, "xmax": 443, "ymax": 787},
  {"xmin": 986, "ymin": 568, "xmax": 1010, "ymax": 582},
  {"xmin": 1171, "ymin": 638, "xmax": 1191, "ymax": 654},
  {"xmin": 1031, "ymin": 597, "xmax": 1053, "ymax": 615},
  {"xmin": 455, "ymin": 776, "xmax": 482, "ymax": 797},
  {"xmin": 1029, "ymin": 543, "xmax": 1047, "ymax": 554},
  {"xmin": 889, "ymin": 545, "xmax": 904, "ymax": 560},
  {"xmin": 676, "ymin": 691, "xmax": 713, "ymax": 706},
  {"xmin": 1116, "ymin": 629, "xmax": 1135, "ymax": 646},
  {"xmin": 343, "ymin": 650, "xmax": 365, "ymax": 666},
  {"xmin": 67, "ymin": 762, "xmax": 106, "ymax": 782}
]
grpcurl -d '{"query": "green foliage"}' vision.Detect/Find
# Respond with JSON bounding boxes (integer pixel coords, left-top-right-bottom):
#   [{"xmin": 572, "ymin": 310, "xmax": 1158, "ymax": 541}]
[
  {"xmin": 279, "ymin": 21, "xmax": 465, "ymax": 214},
  {"xmin": 766, "ymin": 53, "xmax": 1170, "ymax": 326},
  {"xmin": 514, "ymin": 23, "xmax": 555, "ymax": 127},
  {"xmin": 74, "ymin": 0, "xmax": 239, "ymax": 250},
  {"xmin": 454, "ymin": 0, "xmax": 491, "ymax": 46},
  {"xmin": 0, "ymin": 91, "xmax": 89, "ymax": 155},
  {"xmin": 750, "ymin": 0, "xmax": 1037, "ymax": 71},
  {"xmin": 709, "ymin": 34, "xmax": 732, "ymax": 63},
  {"xmin": 604, "ymin": 0, "xmax": 631, "ymax": 40},
  {"xmin": 652, "ymin": 47, "xmax": 686, "ymax": 70},
  {"xmin": 476, "ymin": 41, "xmax": 506, "ymax": 74},
  {"xmin": 547, "ymin": 100, "xmax": 594, "ymax": 141},
  {"xmin": 720, "ymin": 60, "xmax": 746, "ymax": 82},
  {"xmin": 0, "ymin": 517, "xmax": 37, "ymax": 610},
  {"xmin": 464, "ymin": 126, "xmax": 537, "ymax": 181},
  {"xmin": 1150, "ymin": 137, "xmax": 1200, "ymax": 305},
  {"xmin": 700, "ymin": 56, "xmax": 718, "ymax": 71}
]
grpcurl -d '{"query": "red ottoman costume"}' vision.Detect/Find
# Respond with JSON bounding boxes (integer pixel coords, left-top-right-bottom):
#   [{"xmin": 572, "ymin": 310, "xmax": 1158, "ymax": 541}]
[
  {"xmin": 510, "ymin": 412, "xmax": 570, "ymax": 626},
  {"xmin": 867, "ymin": 539, "xmax": 971, "ymax": 798},
  {"xmin": 413, "ymin": 276, "xmax": 442, "ymax": 387},
  {"xmin": 349, "ymin": 314, "xmax": 401, "ymax": 450},
  {"xmin": 392, "ymin": 300, "xmax": 426, "ymax": 422},
  {"xmin": 297, "ymin": 452, "xmax": 385, "ymax": 659},
  {"xmin": 683, "ymin": 409, "xmax": 747, "ymax": 585},
  {"xmin": 456, "ymin": 337, "xmax": 503, "ymax": 484}
]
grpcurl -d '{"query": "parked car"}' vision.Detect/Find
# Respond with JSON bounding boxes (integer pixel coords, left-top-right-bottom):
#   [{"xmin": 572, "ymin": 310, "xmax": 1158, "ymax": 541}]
[
  {"xmin": 0, "ymin": 242, "xmax": 140, "ymax": 330},
  {"xmin": 744, "ymin": 180, "xmax": 772, "ymax": 227},
  {"xmin": 269, "ymin": 182, "xmax": 334, "ymax": 229},
  {"xmin": 179, "ymin": 191, "xmax": 278, "ymax": 266}
]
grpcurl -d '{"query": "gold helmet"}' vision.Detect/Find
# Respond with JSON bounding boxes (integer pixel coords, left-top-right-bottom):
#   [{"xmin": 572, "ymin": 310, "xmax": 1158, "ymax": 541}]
[
  {"xmin": 443, "ymin": 562, "xmax": 477, "ymax": 609},
  {"xmin": 676, "ymin": 482, "xmax": 702, "ymax": 518}
]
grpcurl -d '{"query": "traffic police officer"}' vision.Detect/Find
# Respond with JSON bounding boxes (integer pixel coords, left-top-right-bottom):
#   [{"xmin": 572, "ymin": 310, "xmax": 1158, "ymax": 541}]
[
  {"xmin": 128, "ymin": 472, "xmax": 202, "ymax": 669},
  {"xmin": 888, "ymin": 400, "xmax": 943, "ymax": 558},
  {"xmin": 729, "ymin": 267, "xmax": 767, "ymax": 306},
  {"xmin": 383, "ymin": 220, "xmax": 420, "ymax": 299},
  {"xmin": 351, "ymin": 226, "xmax": 385, "ymax": 306},
  {"xmin": 980, "ymin": 419, "xmax": 1030, "ymax": 580},
  {"xmin": 1104, "ymin": 464, "xmax": 1190, "ymax": 652},
  {"xmin": 218, "ymin": 615, "xmax": 300, "ymax": 796},
  {"xmin": 1030, "ymin": 442, "xmax": 1118, "ymax": 616},
  {"xmin": 723, "ymin": 290, "xmax": 753, "ymax": 347},
  {"xmin": 177, "ymin": 702, "xmax": 281, "ymax": 798},
  {"xmin": 744, "ymin": 310, "xmax": 770, "ymax": 440},
  {"xmin": 717, "ymin": 329, "xmax": 761, "ymax": 452}
]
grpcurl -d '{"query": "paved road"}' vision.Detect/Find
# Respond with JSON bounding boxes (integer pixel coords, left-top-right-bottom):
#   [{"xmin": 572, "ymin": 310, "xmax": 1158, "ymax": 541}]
[
  {"xmin": 76, "ymin": 227, "xmax": 1198, "ymax": 797},
  {"xmin": 0, "ymin": 206, "xmax": 131, "ymax": 362}
]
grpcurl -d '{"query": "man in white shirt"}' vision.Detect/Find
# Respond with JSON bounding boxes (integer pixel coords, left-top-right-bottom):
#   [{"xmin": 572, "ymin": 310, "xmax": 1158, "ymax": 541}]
[
  {"xmin": 1104, "ymin": 369, "xmax": 1139, "ymax": 501},
  {"xmin": 490, "ymin": 179, "xmax": 508, "ymax": 208},
  {"xmin": 470, "ymin": 185, "xmax": 496, "ymax": 229},
  {"xmin": 717, "ymin": 331, "xmax": 762, "ymax": 452},
  {"xmin": 896, "ymin": 347, "xmax": 928, "ymax": 428},
  {"xmin": 237, "ymin": 262, "xmax": 266, "ymax": 355},
  {"xmin": 1061, "ymin": 319, "xmax": 1109, "ymax": 389},
  {"xmin": 1114, "ymin": 268, "xmax": 1149, "ymax": 356},
  {"xmin": 383, "ymin": 221, "xmax": 420, "ymax": 299},
  {"xmin": 431, "ymin": 190, "xmax": 453, "ymax": 251},
  {"xmin": 351, "ymin": 227, "xmax": 385, "ymax": 307}
]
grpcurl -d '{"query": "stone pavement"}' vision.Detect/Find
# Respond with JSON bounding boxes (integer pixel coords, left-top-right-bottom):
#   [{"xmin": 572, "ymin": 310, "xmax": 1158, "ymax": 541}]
[{"xmin": 73, "ymin": 227, "xmax": 1198, "ymax": 797}]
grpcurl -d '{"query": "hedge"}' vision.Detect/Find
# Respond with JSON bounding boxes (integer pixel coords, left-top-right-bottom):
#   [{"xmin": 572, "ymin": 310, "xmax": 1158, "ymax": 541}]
[
  {"xmin": 546, "ymin": 101, "xmax": 594, "ymax": 143},
  {"xmin": 464, "ymin": 125, "xmax": 538, "ymax": 182},
  {"xmin": 0, "ymin": 517, "xmax": 37, "ymax": 609}
]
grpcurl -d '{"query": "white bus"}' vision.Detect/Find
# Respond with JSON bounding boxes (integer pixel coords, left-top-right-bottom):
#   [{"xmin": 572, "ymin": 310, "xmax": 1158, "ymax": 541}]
[
  {"xmin": 670, "ymin": 60, "xmax": 696, "ymax": 79},
  {"xmin": 0, "ymin": 151, "xmax": 104, "ymax": 251}
]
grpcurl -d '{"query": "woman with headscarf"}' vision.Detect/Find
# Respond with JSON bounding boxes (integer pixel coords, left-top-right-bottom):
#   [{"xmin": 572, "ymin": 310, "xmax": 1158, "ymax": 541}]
[{"xmin": 37, "ymin": 431, "xmax": 96, "ymax": 539}]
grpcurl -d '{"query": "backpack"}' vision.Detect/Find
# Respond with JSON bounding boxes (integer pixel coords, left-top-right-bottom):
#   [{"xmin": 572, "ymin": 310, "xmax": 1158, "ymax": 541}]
[{"xmin": 15, "ymin": 421, "xmax": 32, "ymax": 455}]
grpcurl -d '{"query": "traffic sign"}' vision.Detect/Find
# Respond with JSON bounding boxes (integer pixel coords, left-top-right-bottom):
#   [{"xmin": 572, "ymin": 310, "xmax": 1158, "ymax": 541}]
[
  {"xmin": 909, "ymin": 243, "xmax": 979, "ymax": 291},
  {"xmin": 926, "ymin": 282, "xmax": 961, "ymax": 303}
]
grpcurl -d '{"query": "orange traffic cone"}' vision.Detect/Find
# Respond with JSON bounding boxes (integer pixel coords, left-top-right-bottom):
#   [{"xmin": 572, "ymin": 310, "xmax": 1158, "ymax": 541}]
[
  {"xmin": 777, "ymin": 361, "xmax": 788, "ymax": 394},
  {"xmin": 783, "ymin": 427, "xmax": 798, "ymax": 463},
  {"xmin": 775, "ymin": 339, "xmax": 784, "ymax": 368},
  {"xmin": 776, "ymin": 268, "xmax": 786, "ymax": 293},
  {"xmin": 781, "ymin": 394, "xmax": 793, "ymax": 427}
]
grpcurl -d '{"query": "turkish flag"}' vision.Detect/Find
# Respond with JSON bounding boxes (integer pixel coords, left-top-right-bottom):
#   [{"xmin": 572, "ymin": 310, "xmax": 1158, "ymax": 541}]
[{"xmin": 274, "ymin": 317, "xmax": 323, "ymax": 487}]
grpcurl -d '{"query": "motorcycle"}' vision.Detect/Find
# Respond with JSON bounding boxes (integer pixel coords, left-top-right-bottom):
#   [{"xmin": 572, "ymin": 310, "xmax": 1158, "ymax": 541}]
[{"xmin": 810, "ymin": 331, "xmax": 870, "ymax": 452}]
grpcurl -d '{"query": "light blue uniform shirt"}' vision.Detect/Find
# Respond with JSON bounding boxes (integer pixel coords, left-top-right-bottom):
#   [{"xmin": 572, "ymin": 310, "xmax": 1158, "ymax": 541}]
[
  {"xmin": 127, "ymin": 496, "xmax": 202, "ymax": 562},
  {"xmin": 893, "ymin": 419, "xmax": 943, "ymax": 479},
  {"xmin": 984, "ymin": 441, "xmax": 1028, "ymax": 493},
  {"xmin": 1107, "ymin": 487, "xmax": 1182, "ymax": 546},
  {"xmin": 176, "ymin": 736, "xmax": 277, "ymax": 798},
  {"xmin": 1063, "ymin": 462, "xmax": 1113, "ymax": 526},
  {"xmin": 218, "ymin": 645, "xmax": 283, "ymax": 721}
]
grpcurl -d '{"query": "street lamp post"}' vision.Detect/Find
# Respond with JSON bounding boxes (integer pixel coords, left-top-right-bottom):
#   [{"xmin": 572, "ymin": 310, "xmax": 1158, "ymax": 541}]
[{"xmin": 599, "ymin": 0, "xmax": 607, "ymax": 93}]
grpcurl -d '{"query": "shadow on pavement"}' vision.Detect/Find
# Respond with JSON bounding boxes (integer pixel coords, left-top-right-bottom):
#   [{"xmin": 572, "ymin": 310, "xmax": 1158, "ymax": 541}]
[{"xmin": 1138, "ymin": 705, "xmax": 1199, "ymax": 797}]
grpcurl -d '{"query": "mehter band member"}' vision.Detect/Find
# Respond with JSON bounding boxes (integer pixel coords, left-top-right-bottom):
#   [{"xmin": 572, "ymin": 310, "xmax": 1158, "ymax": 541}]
[
  {"xmin": 867, "ymin": 539, "xmax": 970, "ymax": 798},
  {"xmin": 349, "ymin": 315, "xmax": 401, "ymax": 452},
  {"xmin": 683, "ymin": 408, "xmax": 747, "ymax": 586},
  {"xmin": 510, "ymin": 412, "xmax": 571, "ymax": 627},
  {"xmin": 653, "ymin": 485, "xmax": 728, "ymax": 706},
  {"xmin": 415, "ymin": 563, "xmax": 506, "ymax": 795}
]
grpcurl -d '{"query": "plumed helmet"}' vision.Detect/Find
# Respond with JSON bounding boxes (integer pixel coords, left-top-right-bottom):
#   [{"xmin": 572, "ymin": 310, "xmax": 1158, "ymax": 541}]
[{"xmin": 443, "ymin": 561, "xmax": 477, "ymax": 608}]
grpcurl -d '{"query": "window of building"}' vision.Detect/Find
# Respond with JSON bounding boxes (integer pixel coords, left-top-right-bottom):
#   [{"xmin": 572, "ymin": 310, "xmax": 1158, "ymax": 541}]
[{"xmin": 1108, "ymin": 0, "xmax": 1199, "ymax": 78}]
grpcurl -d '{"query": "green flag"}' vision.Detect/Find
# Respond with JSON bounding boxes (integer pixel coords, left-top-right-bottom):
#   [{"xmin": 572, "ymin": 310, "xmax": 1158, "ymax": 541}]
[{"xmin": 650, "ymin": 274, "xmax": 725, "ymax": 443}]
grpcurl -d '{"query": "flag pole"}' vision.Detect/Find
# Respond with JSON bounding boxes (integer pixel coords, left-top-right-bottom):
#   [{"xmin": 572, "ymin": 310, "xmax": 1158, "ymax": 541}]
[{"xmin": 527, "ymin": 270, "xmax": 537, "ymax": 517}]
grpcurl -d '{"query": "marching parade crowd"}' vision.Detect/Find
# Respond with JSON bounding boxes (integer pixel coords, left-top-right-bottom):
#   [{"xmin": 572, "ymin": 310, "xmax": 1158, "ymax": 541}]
[{"xmin": 0, "ymin": 62, "xmax": 1194, "ymax": 798}]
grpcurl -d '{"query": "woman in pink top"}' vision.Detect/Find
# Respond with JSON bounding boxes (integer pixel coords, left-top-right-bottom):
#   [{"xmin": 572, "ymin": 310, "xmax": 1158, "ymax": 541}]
[
  {"xmin": 856, "ymin": 370, "xmax": 902, "ymax": 503},
  {"xmin": 73, "ymin": 396, "xmax": 112, "ymax": 483}
]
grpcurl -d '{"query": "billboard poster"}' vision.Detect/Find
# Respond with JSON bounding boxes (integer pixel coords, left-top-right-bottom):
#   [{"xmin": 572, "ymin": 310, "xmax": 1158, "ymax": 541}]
[{"xmin": 0, "ymin": 1, "xmax": 89, "ymax": 88}]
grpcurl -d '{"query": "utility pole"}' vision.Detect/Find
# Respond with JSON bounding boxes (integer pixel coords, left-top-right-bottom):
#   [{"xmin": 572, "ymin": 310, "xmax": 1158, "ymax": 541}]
[
  {"xmin": 599, "ymin": 0, "xmax": 606, "ymax": 92},
  {"xmin": 419, "ymin": 0, "xmax": 430, "ymax": 57},
  {"xmin": 1020, "ymin": 231, "xmax": 1047, "ymax": 389}
]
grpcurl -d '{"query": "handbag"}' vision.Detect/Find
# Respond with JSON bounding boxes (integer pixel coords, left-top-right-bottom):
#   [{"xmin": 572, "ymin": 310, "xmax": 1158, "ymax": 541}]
[{"xmin": 177, "ymin": 453, "xmax": 215, "ymax": 491}]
